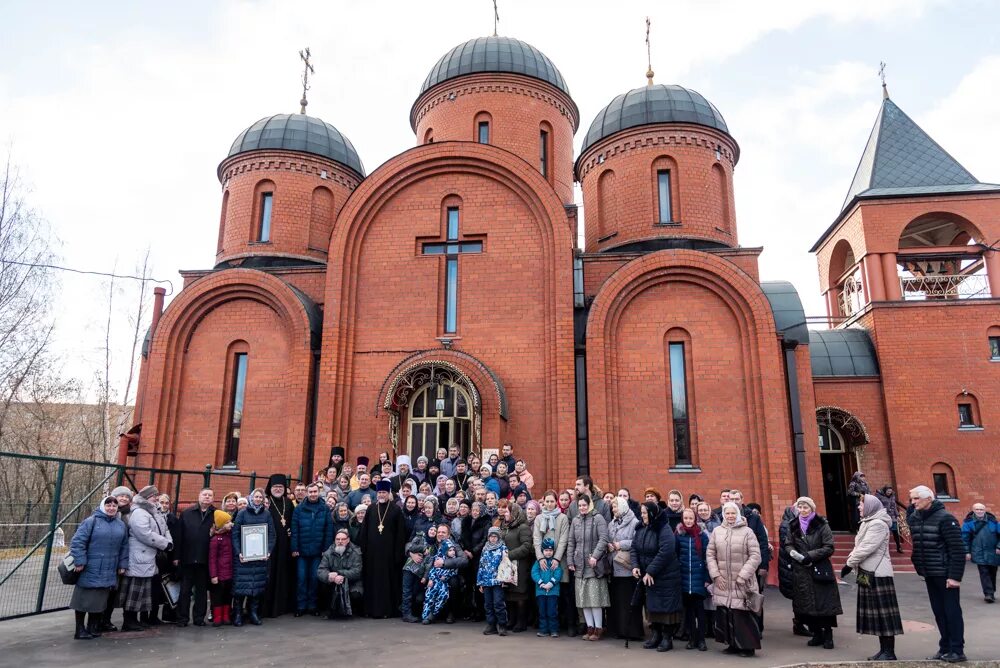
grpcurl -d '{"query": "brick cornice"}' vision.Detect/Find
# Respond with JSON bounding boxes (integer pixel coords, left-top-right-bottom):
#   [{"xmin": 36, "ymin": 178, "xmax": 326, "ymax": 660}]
[
  {"xmin": 410, "ymin": 72, "xmax": 580, "ymax": 132},
  {"xmin": 217, "ymin": 150, "xmax": 362, "ymax": 190},
  {"xmin": 576, "ymin": 124, "xmax": 738, "ymax": 181}
]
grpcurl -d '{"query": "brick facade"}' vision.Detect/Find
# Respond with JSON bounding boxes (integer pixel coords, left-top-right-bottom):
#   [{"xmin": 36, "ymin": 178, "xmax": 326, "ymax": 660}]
[{"xmin": 132, "ymin": 40, "xmax": 997, "ymax": 526}]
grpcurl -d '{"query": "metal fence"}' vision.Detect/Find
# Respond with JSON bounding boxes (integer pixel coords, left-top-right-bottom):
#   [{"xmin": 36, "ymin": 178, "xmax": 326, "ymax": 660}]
[{"xmin": 0, "ymin": 451, "xmax": 296, "ymax": 621}]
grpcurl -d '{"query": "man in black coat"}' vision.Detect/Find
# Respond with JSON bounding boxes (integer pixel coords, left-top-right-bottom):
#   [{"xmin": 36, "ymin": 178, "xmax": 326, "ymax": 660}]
[
  {"xmin": 908, "ymin": 485, "xmax": 966, "ymax": 663},
  {"xmin": 173, "ymin": 488, "xmax": 215, "ymax": 627}
]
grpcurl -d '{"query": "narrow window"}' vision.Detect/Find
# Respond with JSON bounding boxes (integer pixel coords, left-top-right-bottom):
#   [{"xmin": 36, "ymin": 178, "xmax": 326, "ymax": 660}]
[
  {"xmin": 657, "ymin": 170, "xmax": 673, "ymax": 223},
  {"xmin": 478, "ymin": 121, "xmax": 490, "ymax": 144},
  {"xmin": 539, "ymin": 129, "xmax": 549, "ymax": 178},
  {"xmin": 990, "ymin": 336, "xmax": 1000, "ymax": 360},
  {"xmin": 258, "ymin": 192, "xmax": 273, "ymax": 242},
  {"xmin": 444, "ymin": 207, "xmax": 460, "ymax": 333},
  {"xmin": 668, "ymin": 342, "xmax": 691, "ymax": 465},
  {"xmin": 932, "ymin": 472, "xmax": 951, "ymax": 498},
  {"xmin": 224, "ymin": 353, "xmax": 249, "ymax": 466},
  {"xmin": 958, "ymin": 403, "xmax": 976, "ymax": 428}
]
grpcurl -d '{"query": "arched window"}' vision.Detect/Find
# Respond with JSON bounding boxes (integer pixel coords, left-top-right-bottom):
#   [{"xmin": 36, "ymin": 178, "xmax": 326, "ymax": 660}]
[
  {"xmin": 819, "ymin": 423, "xmax": 845, "ymax": 452},
  {"xmin": 251, "ymin": 179, "xmax": 275, "ymax": 243},
  {"xmin": 931, "ymin": 462, "xmax": 957, "ymax": 499},
  {"xmin": 597, "ymin": 170, "xmax": 617, "ymax": 241},
  {"xmin": 424, "ymin": 128, "xmax": 434, "ymax": 144},
  {"xmin": 956, "ymin": 392, "xmax": 982, "ymax": 429},
  {"xmin": 651, "ymin": 155, "xmax": 680, "ymax": 224},
  {"xmin": 308, "ymin": 186, "xmax": 335, "ymax": 251},
  {"xmin": 217, "ymin": 190, "xmax": 229, "ymax": 254},
  {"xmin": 474, "ymin": 112, "xmax": 492, "ymax": 144},
  {"xmin": 409, "ymin": 381, "xmax": 473, "ymax": 459},
  {"xmin": 539, "ymin": 121, "xmax": 553, "ymax": 182},
  {"xmin": 222, "ymin": 340, "xmax": 250, "ymax": 468},
  {"xmin": 988, "ymin": 325, "xmax": 1000, "ymax": 360},
  {"xmin": 665, "ymin": 327, "xmax": 697, "ymax": 468},
  {"xmin": 712, "ymin": 163, "xmax": 731, "ymax": 233}
]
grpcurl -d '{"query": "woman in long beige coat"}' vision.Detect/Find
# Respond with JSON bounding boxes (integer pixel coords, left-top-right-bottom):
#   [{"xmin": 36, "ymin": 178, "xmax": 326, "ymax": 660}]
[{"xmin": 706, "ymin": 502, "xmax": 762, "ymax": 657}]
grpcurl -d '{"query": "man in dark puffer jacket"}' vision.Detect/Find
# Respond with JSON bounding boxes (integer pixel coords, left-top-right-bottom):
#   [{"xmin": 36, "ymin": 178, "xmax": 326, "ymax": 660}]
[
  {"xmin": 908, "ymin": 485, "xmax": 966, "ymax": 663},
  {"xmin": 292, "ymin": 483, "xmax": 334, "ymax": 616}
]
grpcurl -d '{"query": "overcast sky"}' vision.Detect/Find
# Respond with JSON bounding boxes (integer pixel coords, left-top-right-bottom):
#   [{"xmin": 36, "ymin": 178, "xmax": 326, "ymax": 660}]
[{"xmin": 2, "ymin": 0, "xmax": 999, "ymax": 393}]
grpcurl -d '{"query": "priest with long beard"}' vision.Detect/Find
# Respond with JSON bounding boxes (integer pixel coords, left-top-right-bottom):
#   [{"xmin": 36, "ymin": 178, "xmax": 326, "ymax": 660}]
[
  {"xmin": 359, "ymin": 480, "xmax": 406, "ymax": 617},
  {"xmin": 262, "ymin": 474, "xmax": 296, "ymax": 617}
]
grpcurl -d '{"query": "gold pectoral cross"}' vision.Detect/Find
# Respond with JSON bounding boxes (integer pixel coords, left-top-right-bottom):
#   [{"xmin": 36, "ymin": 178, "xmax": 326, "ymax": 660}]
[{"xmin": 378, "ymin": 523, "xmax": 384, "ymax": 534}]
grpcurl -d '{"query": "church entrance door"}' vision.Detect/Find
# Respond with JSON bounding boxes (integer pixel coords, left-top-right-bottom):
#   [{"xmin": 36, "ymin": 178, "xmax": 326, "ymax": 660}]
[
  {"xmin": 818, "ymin": 422, "xmax": 856, "ymax": 531},
  {"xmin": 407, "ymin": 380, "xmax": 473, "ymax": 460}
]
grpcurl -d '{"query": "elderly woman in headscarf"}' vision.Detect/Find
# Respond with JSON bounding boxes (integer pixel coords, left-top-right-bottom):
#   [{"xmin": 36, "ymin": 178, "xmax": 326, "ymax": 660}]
[
  {"xmin": 706, "ymin": 501, "xmax": 762, "ymax": 657},
  {"xmin": 69, "ymin": 496, "xmax": 129, "ymax": 639},
  {"xmin": 568, "ymin": 493, "xmax": 610, "ymax": 641},
  {"xmin": 462, "ymin": 500, "xmax": 492, "ymax": 620},
  {"xmin": 782, "ymin": 496, "xmax": 842, "ymax": 650},
  {"xmin": 842, "ymin": 494, "xmax": 903, "ymax": 661},
  {"xmin": 412, "ymin": 456, "xmax": 430, "ymax": 485},
  {"xmin": 497, "ymin": 500, "xmax": 534, "ymax": 632},
  {"xmin": 631, "ymin": 500, "xmax": 682, "ymax": 650},
  {"xmin": 231, "ymin": 487, "xmax": 276, "ymax": 626},
  {"xmin": 118, "ymin": 485, "xmax": 173, "ymax": 631},
  {"xmin": 607, "ymin": 495, "xmax": 643, "ymax": 641}
]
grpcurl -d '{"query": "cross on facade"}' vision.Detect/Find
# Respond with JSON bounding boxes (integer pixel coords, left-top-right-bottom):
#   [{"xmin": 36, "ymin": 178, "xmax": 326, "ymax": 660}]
[
  {"xmin": 420, "ymin": 207, "xmax": 484, "ymax": 334},
  {"xmin": 299, "ymin": 47, "xmax": 314, "ymax": 114}
]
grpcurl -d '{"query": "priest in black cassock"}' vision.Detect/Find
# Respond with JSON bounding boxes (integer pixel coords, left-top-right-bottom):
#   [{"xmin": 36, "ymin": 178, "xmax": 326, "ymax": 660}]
[
  {"xmin": 359, "ymin": 479, "xmax": 406, "ymax": 618},
  {"xmin": 262, "ymin": 474, "xmax": 296, "ymax": 617}
]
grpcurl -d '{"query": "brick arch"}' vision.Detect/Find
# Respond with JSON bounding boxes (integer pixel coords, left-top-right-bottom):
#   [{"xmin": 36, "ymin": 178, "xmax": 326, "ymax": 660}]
[
  {"xmin": 318, "ymin": 141, "xmax": 575, "ymax": 485},
  {"xmin": 143, "ymin": 269, "xmax": 315, "ymax": 470},
  {"xmin": 585, "ymin": 250, "xmax": 784, "ymax": 507}
]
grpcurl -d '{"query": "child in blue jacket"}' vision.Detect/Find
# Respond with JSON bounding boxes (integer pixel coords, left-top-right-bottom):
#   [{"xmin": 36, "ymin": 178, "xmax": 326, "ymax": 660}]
[{"xmin": 531, "ymin": 537, "xmax": 563, "ymax": 637}]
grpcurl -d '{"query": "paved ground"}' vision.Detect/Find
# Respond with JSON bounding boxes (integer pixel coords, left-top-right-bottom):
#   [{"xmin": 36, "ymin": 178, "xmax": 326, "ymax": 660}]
[{"xmin": 3, "ymin": 574, "xmax": 999, "ymax": 668}]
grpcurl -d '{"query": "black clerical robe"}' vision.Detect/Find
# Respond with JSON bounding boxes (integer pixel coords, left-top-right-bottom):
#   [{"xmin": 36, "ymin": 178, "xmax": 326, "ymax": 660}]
[
  {"xmin": 262, "ymin": 494, "xmax": 296, "ymax": 617},
  {"xmin": 359, "ymin": 499, "xmax": 406, "ymax": 618}
]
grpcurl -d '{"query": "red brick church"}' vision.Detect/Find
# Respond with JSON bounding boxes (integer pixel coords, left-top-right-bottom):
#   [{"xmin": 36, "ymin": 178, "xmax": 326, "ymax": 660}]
[{"xmin": 132, "ymin": 37, "xmax": 1000, "ymax": 530}]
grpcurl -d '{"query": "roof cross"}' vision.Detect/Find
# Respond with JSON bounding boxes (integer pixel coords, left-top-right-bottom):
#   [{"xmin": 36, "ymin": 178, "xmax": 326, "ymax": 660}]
[
  {"xmin": 645, "ymin": 17, "xmax": 655, "ymax": 86},
  {"xmin": 493, "ymin": 0, "xmax": 499, "ymax": 37},
  {"xmin": 299, "ymin": 47, "xmax": 315, "ymax": 114},
  {"xmin": 879, "ymin": 61, "xmax": 889, "ymax": 99}
]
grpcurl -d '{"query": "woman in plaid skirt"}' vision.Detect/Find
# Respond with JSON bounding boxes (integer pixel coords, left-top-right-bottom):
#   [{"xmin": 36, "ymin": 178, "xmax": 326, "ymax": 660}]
[{"xmin": 842, "ymin": 494, "xmax": 903, "ymax": 661}]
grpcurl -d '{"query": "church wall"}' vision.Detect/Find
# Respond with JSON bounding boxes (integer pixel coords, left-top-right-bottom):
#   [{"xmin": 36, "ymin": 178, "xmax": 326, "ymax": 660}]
[
  {"xmin": 180, "ymin": 267, "xmax": 327, "ymax": 306},
  {"xmin": 863, "ymin": 301, "xmax": 1000, "ymax": 505},
  {"xmin": 578, "ymin": 125, "xmax": 738, "ymax": 252},
  {"xmin": 215, "ymin": 150, "xmax": 359, "ymax": 266},
  {"xmin": 412, "ymin": 73, "xmax": 577, "ymax": 205}
]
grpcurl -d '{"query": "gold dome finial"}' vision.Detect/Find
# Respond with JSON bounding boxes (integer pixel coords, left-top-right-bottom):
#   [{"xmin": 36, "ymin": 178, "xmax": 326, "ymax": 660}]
[
  {"xmin": 299, "ymin": 47, "xmax": 314, "ymax": 114},
  {"xmin": 645, "ymin": 17, "xmax": 654, "ymax": 86}
]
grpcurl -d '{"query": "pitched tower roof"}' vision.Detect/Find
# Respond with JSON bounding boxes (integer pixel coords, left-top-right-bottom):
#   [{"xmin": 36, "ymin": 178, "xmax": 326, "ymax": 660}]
[{"xmin": 841, "ymin": 97, "xmax": 990, "ymax": 211}]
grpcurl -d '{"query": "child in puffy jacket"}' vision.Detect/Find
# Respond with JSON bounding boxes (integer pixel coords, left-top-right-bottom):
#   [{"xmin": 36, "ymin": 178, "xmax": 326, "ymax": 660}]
[
  {"xmin": 208, "ymin": 510, "xmax": 234, "ymax": 627},
  {"xmin": 531, "ymin": 537, "xmax": 563, "ymax": 637},
  {"xmin": 401, "ymin": 526, "xmax": 436, "ymax": 622},
  {"xmin": 477, "ymin": 527, "xmax": 509, "ymax": 636}
]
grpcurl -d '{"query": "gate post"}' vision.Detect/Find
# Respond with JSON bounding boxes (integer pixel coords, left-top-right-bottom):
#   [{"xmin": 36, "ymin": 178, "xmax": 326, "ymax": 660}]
[
  {"xmin": 203, "ymin": 465, "xmax": 212, "ymax": 489},
  {"xmin": 249, "ymin": 471, "xmax": 257, "ymax": 495},
  {"xmin": 36, "ymin": 461, "xmax": 65, "ymax": 613}
]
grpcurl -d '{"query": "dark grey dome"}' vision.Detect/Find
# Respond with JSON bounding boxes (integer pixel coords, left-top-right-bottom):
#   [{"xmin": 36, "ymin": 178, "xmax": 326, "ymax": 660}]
[
  {"xmin": 580, "ymin": 84, "xmax": 732, "ymax": 156},
  {"xmin": 224, "ymin": 113, "xmax": 365, "ymax": 177},
  {"xmin": 419, "ymin": 36, "xmax": 571, "ymax": 97}
]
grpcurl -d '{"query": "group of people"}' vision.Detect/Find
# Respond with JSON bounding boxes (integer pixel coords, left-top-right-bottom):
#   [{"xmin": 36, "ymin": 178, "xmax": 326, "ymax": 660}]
[{"xmin": 67, "ymin": 449, "xmax": 996, "ymax": 663}]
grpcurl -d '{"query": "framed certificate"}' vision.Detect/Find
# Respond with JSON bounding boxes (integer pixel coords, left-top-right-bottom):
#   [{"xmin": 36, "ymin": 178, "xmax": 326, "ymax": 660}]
[{"xmin": 241, "ymin": 524, "xmax": 269, "ymax": 561}]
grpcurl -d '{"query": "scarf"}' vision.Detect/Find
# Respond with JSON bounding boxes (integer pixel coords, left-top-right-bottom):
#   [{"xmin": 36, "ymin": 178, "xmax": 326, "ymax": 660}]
[
  {"xmin": 799, "ymin": 511, "xmax": 816, "ymax": 534},
  {"xmin": 679, "ymin": 521, "xmax": 703, "ymax": 553},
  {"xmin": 483, "ymin": 536, "xmax": 504, "ymax": 552},
  {"xmin": 539, "ymin": 507, "xmax": 562, "ymax": 533}
]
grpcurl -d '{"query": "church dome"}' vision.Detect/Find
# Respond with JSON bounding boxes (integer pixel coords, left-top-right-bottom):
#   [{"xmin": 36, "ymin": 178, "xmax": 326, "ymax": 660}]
[
  {"xmin": 419, "ymin": 36, "xmax": 571, "ymax": 97},
  {"xmin": 580, "ymin": 84, "xmax": 732, "ymax": 156},
  {"xmin": 224, "ymin": 113, "xmax": 365, "ymax": 178}
]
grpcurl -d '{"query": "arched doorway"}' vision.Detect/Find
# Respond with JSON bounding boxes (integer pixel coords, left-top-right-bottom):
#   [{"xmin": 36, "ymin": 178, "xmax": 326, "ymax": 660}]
[
  {"xmin": 816, "ymin": 407, "xmax": 870, "ymax": 531},
  {"xmin": 407, "ymin": 379, "xmax": 474, "ymax": 459}
]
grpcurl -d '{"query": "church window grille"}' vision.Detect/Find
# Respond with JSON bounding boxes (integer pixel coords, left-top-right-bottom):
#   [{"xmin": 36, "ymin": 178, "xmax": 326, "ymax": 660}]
[
  {"xmin": 668, "ymin": 342, "xmax": 691, "ymax": 465},
  {"xmin": 258, "ymin": 192, "xmax": 273, "ymax": 242},
  {"xmin": 478, "ymin": 121, "xmax": 490, "ymax": 144},
  {"xmin": 657, "ymin": 170, "xmax": 673, "ymax": 223},
  {"xmin": 224, "ymin": 353, "xmax": 249, "ymax": 466}
]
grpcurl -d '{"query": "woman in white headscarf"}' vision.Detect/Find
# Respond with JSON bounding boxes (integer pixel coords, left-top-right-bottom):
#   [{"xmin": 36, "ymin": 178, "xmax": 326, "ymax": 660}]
[
  {"xmin": 706, "ymin": 502, "xmax": 762, "ymax": 657},
  {"xmin": 843, "ymin": 494, "xmax": 903, "ymax": 661}
]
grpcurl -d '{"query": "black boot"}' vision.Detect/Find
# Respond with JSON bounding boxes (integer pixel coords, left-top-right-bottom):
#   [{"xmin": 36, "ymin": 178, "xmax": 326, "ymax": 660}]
[
  {"xmin": 792, "ymin": 619, "xmax": 812, "ymax": 636},
  {"xmin": 98, "ymin": 607, "xmax": 118, "ymax": 633},
  {"xmin": 483, "ymin": 622, "xmax": 498, "ymax": 635},
  {"xmin": 513, "ymin": 602, "xmax": 528, "ymax": 632},
  {"xmin": 869, "ymin": 635, "xmax": 897, "ymax": 661},
  {"xmin": 232, "ymin": 597, "xmax": 244, "ymax": 627},
  {"xmin": 249, "ymin": 597, "xmax": 262, "ymax": 625},
  {"xmin": 823, "ymin": 627, "xmax": 835, "ymax": 650},
  {"xmin": 87, "ymin": 613, "xmax": 103, "ymax": 638},
  {"xmin": 657, "ymin": 625, "xmax": 675, "ymax": 652},
  {"xmin": 644, "ymin": 624, "xmax": 664, "ymax": 649},
  {"xmin": 74, "ymin": 611, "xmax": 94, "ymax": 640},
  {"xmin": 121, "ymin": 610, "xmax": 145, "ymax": 632},
  {"xmin": 807, "ymin": 628, "xmax": 825, "ymax": 646}
]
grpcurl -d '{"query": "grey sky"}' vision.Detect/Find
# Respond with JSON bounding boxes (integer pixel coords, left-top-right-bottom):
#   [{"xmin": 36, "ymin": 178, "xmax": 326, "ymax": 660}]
[{"xmin": 2, "ymin": 0, "xmax": 998, "ymax": 391}]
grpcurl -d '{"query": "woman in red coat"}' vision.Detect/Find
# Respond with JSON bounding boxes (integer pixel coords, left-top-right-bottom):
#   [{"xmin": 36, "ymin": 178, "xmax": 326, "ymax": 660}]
[{"xmin": 208, "ymin": 510, "xmax": 234, "ymax": 626}]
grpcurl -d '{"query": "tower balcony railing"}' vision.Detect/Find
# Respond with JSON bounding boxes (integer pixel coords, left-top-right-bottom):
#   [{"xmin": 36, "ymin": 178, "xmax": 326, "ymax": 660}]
[
  {"xmin": 838, "ymin": 277, "xmax": 864, "ymax": 318},
  {"xmin": 899, "ymin": 273, "xmax": 990, "ymax": 301}
]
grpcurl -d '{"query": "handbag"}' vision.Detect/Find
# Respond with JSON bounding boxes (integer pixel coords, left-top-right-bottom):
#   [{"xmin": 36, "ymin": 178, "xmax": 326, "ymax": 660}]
[
  {"xmin": 613, "ymin": 549, "xmax": 632, "ymax": 569},
  {"xmin": 744, "ymin": 589, "xmax": 764, "ymax": 614},
  {"xmin": 497, "ymin": 554, "xmax": 518, "ymax": 585},
  {"xmin": 58, "ymin": 554, "xmax": 80, "ymax": 585}
]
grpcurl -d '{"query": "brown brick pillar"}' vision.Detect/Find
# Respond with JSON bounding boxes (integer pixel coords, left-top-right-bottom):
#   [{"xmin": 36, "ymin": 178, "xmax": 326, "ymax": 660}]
[
  {"xmin": 863, "ymin": 253, "xmax": 886, "ymax": 302},
  {"xmin": 882, "ymin": 252, "xmax": 902, "ymax": 301},
  {"xmin": 986, "ymin": 249, "xmax": 1000, "ymax": 298}
]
